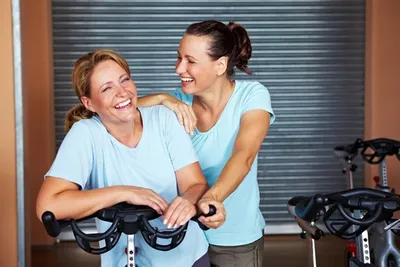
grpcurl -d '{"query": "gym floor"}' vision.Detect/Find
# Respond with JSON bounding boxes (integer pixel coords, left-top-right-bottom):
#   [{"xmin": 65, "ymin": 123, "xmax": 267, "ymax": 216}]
[{"xmin": 31, "ymin": 235, "xmax": 348, "ymax": 267}]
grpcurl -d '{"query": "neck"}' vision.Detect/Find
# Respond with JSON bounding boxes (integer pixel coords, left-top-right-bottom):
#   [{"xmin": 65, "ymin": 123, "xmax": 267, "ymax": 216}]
[
  {"xmin": 103, "ymin": 108, "xmax": 143, "ymax": 148},
  {"xmin": 194, "ymin": 78, "xmax": 234, "ymax": 111}
]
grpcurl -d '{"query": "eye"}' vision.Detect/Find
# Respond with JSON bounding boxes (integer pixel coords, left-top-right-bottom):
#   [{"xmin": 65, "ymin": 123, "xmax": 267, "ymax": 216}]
[
  {"xmin": 188, "ymin": 60, "xmax": 195, "ymax": 64},
  {"xmin": 102, "ymin": 86, "xmax": 111, "ymax": 92},
  {"xmin": 122, "ymin": 77, "xmax": 130, "ymax": 83}
]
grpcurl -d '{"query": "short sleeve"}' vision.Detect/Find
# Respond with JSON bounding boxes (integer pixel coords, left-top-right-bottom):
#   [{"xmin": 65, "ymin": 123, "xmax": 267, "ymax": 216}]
[
  {"xmin": 160, "ymin": 107, "xmax": 198, "ymax": 171},
  {"xmin": 45, "ymin": 121, "xmax": 94, "ymax": 189},
  {"xmin": 241, "ymin": 82, "xmax": 276, "ymax": 124}
]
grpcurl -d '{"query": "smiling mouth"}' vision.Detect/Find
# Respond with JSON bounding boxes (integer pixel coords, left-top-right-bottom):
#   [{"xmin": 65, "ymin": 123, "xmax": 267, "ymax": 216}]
[
  {"xmin": 181, "ymin": 77, "xmax": 194, "ymax": 83},
  {"xmin": 115, "ymin": 99, "xmax": 132, "ymax": 109}
]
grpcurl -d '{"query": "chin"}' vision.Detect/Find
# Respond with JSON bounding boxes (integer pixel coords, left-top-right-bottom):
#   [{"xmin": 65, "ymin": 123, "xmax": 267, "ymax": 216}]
[{"xmin": 181, "ymin": 86, "xmax": 197, "ymax": 95}]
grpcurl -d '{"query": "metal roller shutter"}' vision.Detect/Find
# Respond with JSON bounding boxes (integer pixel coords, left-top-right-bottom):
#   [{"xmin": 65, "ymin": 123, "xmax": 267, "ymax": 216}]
[{"xmin": 52, "ymin": 0, "xmax": 365, "ymax": 236}]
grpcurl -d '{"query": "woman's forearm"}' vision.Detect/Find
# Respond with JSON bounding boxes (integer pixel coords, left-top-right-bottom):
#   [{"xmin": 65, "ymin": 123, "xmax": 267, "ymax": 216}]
[
  {"xmin": 36, "ymin": 186, "xmax": 126, "ymax": 221},
  {"xmin": 137, "ymin": 93, "xmax": 172, "ymax": 107},
  {"xmin": 205, "ymin": 152, "xmax": 252, "ymax": 202},
  {"xmin": 181, "ymin": 183, "xmax": 209, "ymax": 205}
]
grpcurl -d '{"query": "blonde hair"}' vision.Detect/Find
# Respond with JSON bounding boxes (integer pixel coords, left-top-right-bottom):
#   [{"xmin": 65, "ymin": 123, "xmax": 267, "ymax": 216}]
[{"xmin": 65, "ymin": 49, "xmax": 131, "ymax": 131}]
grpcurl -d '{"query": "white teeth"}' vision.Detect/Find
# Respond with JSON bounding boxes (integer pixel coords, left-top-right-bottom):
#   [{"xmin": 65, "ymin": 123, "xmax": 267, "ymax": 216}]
[
  {"xmin": 181, "ymin": 77, "xmax": 194, "ymax": 82},
  {"xmin": 115, "ymin": 99, "xmax": 131, "ymax": 109}
]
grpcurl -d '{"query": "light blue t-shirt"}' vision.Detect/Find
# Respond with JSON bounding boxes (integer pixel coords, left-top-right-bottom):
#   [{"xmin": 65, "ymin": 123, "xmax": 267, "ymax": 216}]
[
  {"xmin": 45, "ymin": 106, "xmax": 209, "ymax": 267},
  {"xmin": 171, "ymin": 80, "xmax": 275, "ymax": 246}
]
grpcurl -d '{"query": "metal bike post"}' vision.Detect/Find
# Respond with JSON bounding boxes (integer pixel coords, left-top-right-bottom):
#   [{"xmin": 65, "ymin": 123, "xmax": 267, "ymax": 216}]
[
  {"xmin": 347, "ymin": 158, "xmax": 354, "ymax": 189},
  {"xmin": 127, "ymin": 234, "xmax": 135, "ymax": 267},
  {"xmin": 359, "ymin": 230, "xmax": 371, "ymax": 264},
  {"xmin": 354, "ymin": 211, "xmax": 371, "ymax": 264},
  {"xmin": 380, "ymin": 158, "xmax": 388, "ymax": 187},
  {"xmin": 311, "ymin": 221, "xmax": 318, "ymax": 267}
]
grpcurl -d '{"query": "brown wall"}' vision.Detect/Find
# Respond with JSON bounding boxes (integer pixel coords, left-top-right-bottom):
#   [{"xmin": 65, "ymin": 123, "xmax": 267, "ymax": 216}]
[
  {"xmin": 21, "ymin": 0, "xmax": 55, "ymax": 246},
  {"xmin": 0, "ymin": 0, "xmax": 18, "ymax": 266},
  {"xmin": 364, "ymin": 0, "xmax": 400, "ymax": 189}
]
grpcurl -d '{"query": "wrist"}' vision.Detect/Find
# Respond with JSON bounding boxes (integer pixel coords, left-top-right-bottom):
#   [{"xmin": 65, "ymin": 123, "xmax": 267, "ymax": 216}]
[
  {"xmin": 203, "ymin": 188, "xmax": 221, "ymax": 202},
  {"xmin": 159, "ymin": 93, "xmax": 172, "ymax": 105},
  {"xmin": 115, "ymin": 186, "xmax": 129, "ymax": 203}
]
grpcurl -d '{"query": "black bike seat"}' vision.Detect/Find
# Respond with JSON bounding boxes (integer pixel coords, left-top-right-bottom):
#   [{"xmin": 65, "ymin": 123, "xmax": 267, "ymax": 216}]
[{"xmin": 96, "ymin": 202, "xmax": 160, "ymax": 223}]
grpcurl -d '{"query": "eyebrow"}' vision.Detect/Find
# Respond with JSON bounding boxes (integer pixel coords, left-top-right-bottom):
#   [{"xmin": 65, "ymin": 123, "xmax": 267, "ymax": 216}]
[
  {"xmin": 99, "ymin": 74, "xmax": 128, "ymax": 89},
  {"xmin": 177, "ymin": 51, "xmax": 197, "ymax": 61}
]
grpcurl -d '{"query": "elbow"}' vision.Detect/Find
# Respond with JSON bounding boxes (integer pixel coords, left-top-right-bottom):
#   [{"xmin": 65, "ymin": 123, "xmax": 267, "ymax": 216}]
[
  {"xmin": 242, "ymin": 153, "xmax": 256, "ymax": 175},
  {"xmin": 36, "ymin": 197, "xmax": 51, "ymax": 223},
  {"xmin": 36, "ymin": 190, "xmax": 57, "ymax": 222}
]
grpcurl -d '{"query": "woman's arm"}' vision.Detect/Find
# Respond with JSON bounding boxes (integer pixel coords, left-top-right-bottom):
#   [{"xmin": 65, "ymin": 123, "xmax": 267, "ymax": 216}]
[
  {"xmin": 36, "ymin": 176, "xmax": 169, "ymax": 221},
  {"xmin": 136, "ymin": 93, "xmax": 170, "ymax": 107},
  {"xmin": 176, "ymin": 162, "xmax": 209, "ymax": 205},
  {"xmin": 161, "ymin": 162, "xmax": 208, "ymax": 228},
  {"xmin": 201, "ymin": 110, "xmax": 271, "ymax": 203},
  {"xmin": 137, "ymin": 93, "xmax": 197, "ymax": 135}
]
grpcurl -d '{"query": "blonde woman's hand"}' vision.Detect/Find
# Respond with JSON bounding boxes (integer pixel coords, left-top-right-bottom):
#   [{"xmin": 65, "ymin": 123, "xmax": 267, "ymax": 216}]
[
  {"xmin": 123, "ymin": 186, "xmax": 169, "ymax": 215},
  {"xmin": 162, "ymin": 196, "xmax": 197, "ymax": 228},
  {"xmin": 197, "ymin": 196, "xmax": 226, "ymax": 229},
  {"xmin": 161, "ymin": 98, "xmax": 197, "ymax": 135}
]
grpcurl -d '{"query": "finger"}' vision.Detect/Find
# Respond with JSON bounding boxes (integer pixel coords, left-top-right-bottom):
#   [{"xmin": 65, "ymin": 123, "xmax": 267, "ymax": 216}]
[
  {"xmin": 167, "ymin": 201, "xmax": 188, "ymax": 228},
  {"xmin": 181, "ymin": 105, "xmax": 195, "ymax": 135},
  {"xmin": 184, "ymin": 106, "xmax": 197, "ymax": 135},
  {"xmin": 206, "ymin": 221, "xmax": 223, "ymax": 229},
  {"xmin": 163, "ymin": 198, "xmax": 182, "ymax": 226},
  {"xmin": 174, "ymin": 204, "xmax": 196, "ymax": 227},
  {"xmin": 142, "ymin": 199, "xmax": 164, "ymax": 215},
  {"xmin": 174, "ymin": 108, "xmax": 184, "ymax": 125},
  {"xmin": 148, "ymin": 191, "xmax": 169, "ymax": 212},
  {"xmin": 198, "ymin": 217, "xmax": 222, "ymax": 229},
  {"xmin": 178, "ymin": 105, "xmax": 191, "ymax": 134},
  {"xmin": 198, "ymin": 202, "xmax": 211, "ymax": 215}
]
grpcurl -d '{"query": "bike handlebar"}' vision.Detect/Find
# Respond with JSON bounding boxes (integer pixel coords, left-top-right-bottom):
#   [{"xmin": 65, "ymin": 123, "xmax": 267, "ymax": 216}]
[
  {"xmin": 288, "ymin": 188, "xmax": 400, "ymax": 240},
  {"xmin": 42, "ymin": 202, "xmax": 217, "ymax": 254},
  {"xmin": 333, "ymin": 138, "xmax": 400, "ymax": 164}
]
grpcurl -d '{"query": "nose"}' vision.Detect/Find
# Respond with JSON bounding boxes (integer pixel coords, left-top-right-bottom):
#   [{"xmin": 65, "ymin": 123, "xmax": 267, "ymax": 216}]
[
  {"xmin": 175, "ymin": 59, "xmax": 186, "ymax": 75},
  {"xmin": 116, "ymin": 84, "xmax": 130, "ymax": 97}
]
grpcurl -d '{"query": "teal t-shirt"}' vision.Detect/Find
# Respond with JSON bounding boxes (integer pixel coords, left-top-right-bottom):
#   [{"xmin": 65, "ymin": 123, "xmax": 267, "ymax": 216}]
[
  {"xmin": 45, "ymin": 106, "xmax": 209, "ymax": 266},
  {"xmin": 171, "ymin": 80, "xmax": 275, "ymax": 246}
]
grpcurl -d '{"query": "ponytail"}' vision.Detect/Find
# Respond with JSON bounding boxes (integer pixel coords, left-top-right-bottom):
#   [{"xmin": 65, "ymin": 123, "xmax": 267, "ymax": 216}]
[
  {"xmin": 64, "ymin": 103, "xmax": 95, "ymax": 132},
  {"xmin": 227, "ymin": 21, "xmax": 253, "ymax": 75}
]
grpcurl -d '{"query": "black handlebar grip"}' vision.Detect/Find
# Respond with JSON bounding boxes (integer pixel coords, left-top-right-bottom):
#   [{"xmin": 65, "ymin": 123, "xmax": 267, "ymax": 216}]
[
  {"xmin": 195, "ymin": 204, "xmax": 217, "ymax": 231},
  {"xmin": 295, "ymin": 194, "xmax": 325, "ymax": 222},
  {"xmin": 42, "ymin": 211, "xmax": 70, "ymax": 238},
  {"xmin": 42, "ymin": 211, "xmax": 61, "ymax": 237},
  {"xmin": 206, "ymin": 205, "xmax": 217, "ymax": 217}
]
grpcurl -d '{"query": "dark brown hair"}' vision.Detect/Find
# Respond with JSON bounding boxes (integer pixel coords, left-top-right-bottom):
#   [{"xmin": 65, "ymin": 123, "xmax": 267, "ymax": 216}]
[
  {"xmin": 185, "ymin": 20, "xmax": 252, "ymax": 77},
  {"xmin": 65, "ymin": 49, "xmax": 131, "ymax": 131}
]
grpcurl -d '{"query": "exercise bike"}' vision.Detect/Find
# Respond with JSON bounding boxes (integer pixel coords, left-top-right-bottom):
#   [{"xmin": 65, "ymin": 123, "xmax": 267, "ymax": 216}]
[
  {"xmin": 334, "ymin": 138, "xmax": 400, "ymax": 267},
  {"xmin": 287, "ymin": 187, "xmax": 400, "ymax": 267},
  {"xmin": 41, "ymin": 202, "xmax": 216, "ymax": 267}
]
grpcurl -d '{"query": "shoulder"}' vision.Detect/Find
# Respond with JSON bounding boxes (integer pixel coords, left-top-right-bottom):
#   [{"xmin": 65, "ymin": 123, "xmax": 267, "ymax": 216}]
[
  {"xmin": 233, "ymin": 80, "xmax": 275, "ymax": 122},
  {"xmin": 235, "ymin": 80, "xmax": 271, "ymax": 97},
  {"xmin": 66, "ymin": 116, "xmax": 105, "ymax": 141},
  {"xmin": 139, "ymin": 105, "xmax": 176, "ymax": 120},
  {"xmin": 139, "ymin": 106, "xmax": 181, "ymax": 130}
]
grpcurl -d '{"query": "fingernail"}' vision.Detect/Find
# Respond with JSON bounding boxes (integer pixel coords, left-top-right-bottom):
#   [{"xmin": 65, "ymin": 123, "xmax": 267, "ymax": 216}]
[
  {"xmin": 173, "ymin": 224, "xmax": 178, "ymax": 228},
  {"xmin": 168, "ymin": 224, "xmax": 172, "ymax": 229},
  {"xmin": 163, "ymin": 219, "xmax": 167, "ymax": 225}
]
